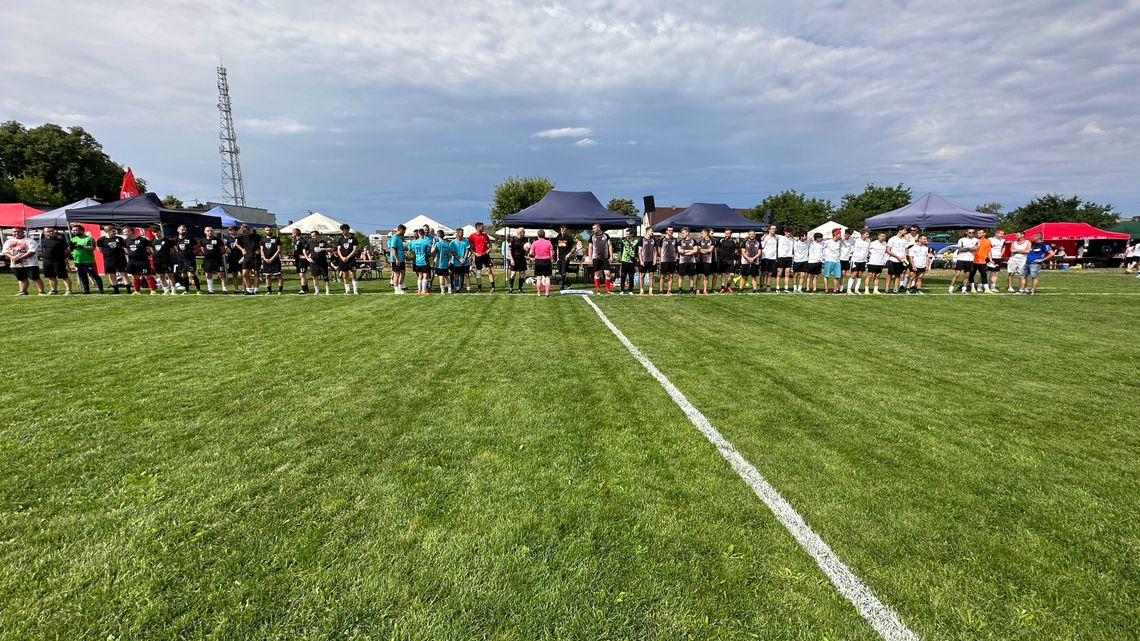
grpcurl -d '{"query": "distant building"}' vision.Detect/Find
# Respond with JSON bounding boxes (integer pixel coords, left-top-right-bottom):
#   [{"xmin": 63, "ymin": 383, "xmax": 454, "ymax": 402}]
[{"xmin": 186, "ymin": 202, "xmax": 276, "ymax": 226}]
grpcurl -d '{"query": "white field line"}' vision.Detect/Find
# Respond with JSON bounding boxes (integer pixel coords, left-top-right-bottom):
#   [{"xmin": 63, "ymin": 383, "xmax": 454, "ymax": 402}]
[{"xmin": 583, "ymin": 296, "xmax": 921, "ymax": 641}]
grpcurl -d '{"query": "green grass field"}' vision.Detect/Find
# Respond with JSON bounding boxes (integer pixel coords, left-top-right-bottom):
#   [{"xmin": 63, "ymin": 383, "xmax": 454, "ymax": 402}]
[{"xmin": 1, "ymin": 269, "xmax": 1137, "ymax": 640}]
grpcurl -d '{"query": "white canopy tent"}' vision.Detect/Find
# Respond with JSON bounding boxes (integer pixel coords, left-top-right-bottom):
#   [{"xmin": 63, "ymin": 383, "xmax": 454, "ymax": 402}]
[
  {"xmin": 280, "ymin": 212, "xmax": 346, "ymax": 234},
  {"xmin": 807, "ymin": 220, "xmax": 853, "ymax": 238},
  {"xmin": 460, "ymin": 224, "xmax": 494, "ymax": 238},
  {"xmin": 401, "ymin": 214, "xmax": 453, "ymax": 235}
]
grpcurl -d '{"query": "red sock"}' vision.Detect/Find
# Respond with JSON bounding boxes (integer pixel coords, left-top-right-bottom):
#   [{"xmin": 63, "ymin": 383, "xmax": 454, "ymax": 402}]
[
  {"xmin": 594, "ymin": 276, "xmax": 600, "ymax": 292},
  {"xmin": 605, "ymin": 279, "xmax": 612, "ymax": 293},
  {"xmin": 146, "ymin": 276, "xmax": 157, "ymax": 290},
  {"xmin": 132, "ymin": 277, "xmax": 141, "ymax": 290}
]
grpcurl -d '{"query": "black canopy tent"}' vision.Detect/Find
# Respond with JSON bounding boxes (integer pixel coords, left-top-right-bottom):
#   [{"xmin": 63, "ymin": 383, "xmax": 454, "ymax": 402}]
[
  {"xmin": 504, "ymin": 190, "xmax": 639, "ymax": 230},
  {"xmin": 65, "ymin": 193, "xmax": 222, "ymax": 228}
]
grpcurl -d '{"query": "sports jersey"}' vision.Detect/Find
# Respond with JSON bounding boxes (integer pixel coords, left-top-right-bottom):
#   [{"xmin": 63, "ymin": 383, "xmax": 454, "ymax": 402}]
[
  {"xmin": 70, "ymin": 235, "xmax": 95, "ymax": 263},
  {"xmin": 387, "ymin": 235, "xmax": 404, "ymax": 261},
  {"xmin": 807, "ymin": 241, "xmax": 823, "ymax": 263},
  {"xmin": 292, "ymin": 238, "xmax": 309, "ymax": 260},
  {"xmin": 839, "ymin": 236, "xmax": 855, "ymax": 260},
  {"xmin": 659, "ymin": 236, "xmax": 678, "ymax": 262},
  {"xmin": 760, "ymin": 234, "xmax": 778, "ymax": 260},
  {"xmin": 40, "ymin": 235, "xmax": 70, "ymax": 263},
  {"xmin": 678, "ymin": 237, "xmax": 696, "ymax": 263},
  {"xmin": 409, "ymin": 238, "xmax": 430, "ymax": 266},
  {"xmin": 697, "ymin": 238, "xmax": 716, "ymax": 263},
  {"xmin": 452, "ymin": 238, "xmax": 471, "ymax": 265},
  {"xmin": 908, "ymin": 244, "xmax": 930, "ymax": 269},
  {"xmin": 620, "ymin": 238, "xmax": 639, "ymax": 263},
  {"xmin": 974, "ymin": 238, "xmax": 992, "ymax": 264},
  {"xmin": 468, "ymin": 232, "xmax": 490, "ymax": 256},
  {"xmin": 851, "ymin": 237, "xmax": 871, "ymax": 262},
  {"xmin": 955, "ymin": 237, "xmax": 979, "ymax": 262},
  {"xmin": 776, "ymin": 235, "xmax": 794, "ymax": 258},
  {"xmin": 554, "ymin": 233, "xmax": 575, "ymax": 259},
  {"xmin": 640, "ymin": 237, "xmax": 657, "ymax": 263},
  {"xmin": 744, "ymin": 238, "xmax": 762, "ymax": 262},
  {"xmin": 822, "ymin": 239, "xmax": 842, "ymax": 262},
  {"xmin": 126, "ymin": 236, "xmax": 151, "ymax": 261},
  {"xmin": 589, "ymin": 233, "xmax": 611, "ymax": 260},
  {"xmin": 989, "ymin": 237, "xmax": 1005, "ymax": 260},
  {"xmin": 434, "ymin": 239, "xmax": 454, "ymax": 265},
  {"xmin": 152, "ymin": 237, "xmax": 175, "ymax": 264},
  {"xmin": 792, "ymin": 239, "xmax": 809, "ymax": 262},
  {"xmin": 261, "ymin": 236, "xmax": 281, "ymax": 260},
  {"xmin": 531, "ymin": 237, "xmax": 553, "ymax": 260},
  {"xmin": 175, "ymin": 236, "xmax": 197, "ymax": 261},
  {"xmin": 200, "ymin": 237, "xmax": 223, "ymax": 260},
  {"xmin": 886, "ymin": 236, "xmax": 909, "ymax": 263},
  {"xmin": 868, "ymin": 240, "xmax": 888, "ymax": 265},
  {"xmin": 337, "ymin": 236, "xmax": 359, "ymax": 260},
  {"xmin": 309, "ymin": 240, "xmax": 332, "ymax": 266},
  {"xmin": 96, "ymin": 235, "xmax": 127, "ymax": 261},
  {"xmin": 718, "ymin": 238, "xmax": 738, "ymax": 262},
  {"xmin": 508, "ymin": 237, "xmax": 527, "ymax": 261},
  {"xmin": 1027, "ymin": 242, "xmax": 1053, "ymax": 263}
]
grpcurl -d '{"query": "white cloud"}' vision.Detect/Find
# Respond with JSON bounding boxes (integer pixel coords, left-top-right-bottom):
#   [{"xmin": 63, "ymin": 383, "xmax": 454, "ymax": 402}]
[
  {"xmin": 575, "ymin": 138, "xmax": 599, "ymax": 147},
  {"xmin": 239, "ymin": 117, "xmax": 313, "ymax": 135},
  {"xmin": 534, "ymin": 127, "xmax": 592, "ymax": 138}
]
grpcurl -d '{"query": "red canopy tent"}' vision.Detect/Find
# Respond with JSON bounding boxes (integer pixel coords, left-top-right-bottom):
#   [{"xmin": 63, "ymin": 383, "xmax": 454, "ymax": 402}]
[
  {"xmin": 0, "ymin": 204, "xmax": 45, "ymax": 227},
  {"xmin": 1004, "ymin": 222, "xmax": 1129, "ymax": 259}
]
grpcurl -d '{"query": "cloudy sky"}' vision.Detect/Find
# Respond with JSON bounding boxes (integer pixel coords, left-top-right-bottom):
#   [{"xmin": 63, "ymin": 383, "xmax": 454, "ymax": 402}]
[{"xmin": 3, "ymin": 0, "xmax": 1138, "ymax": 230}]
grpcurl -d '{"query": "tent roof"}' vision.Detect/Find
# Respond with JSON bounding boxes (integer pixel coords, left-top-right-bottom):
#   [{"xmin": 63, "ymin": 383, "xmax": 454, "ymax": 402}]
[
  {"xmin": 400, "ymin": 214, "xmax": 453, "ymax": 235},
  {"xmin": 865, "ymin": 192, "xmax": 997, "ymax": 230},
  {"xmin": 505, "ymin": 190, "xmax": 639, "ymax": 230},
  {"xmin": 24, "ymin": 198, "xmax": 100, "ymax": 228},
  {"xmin": 652, "ymin": 203, "xmax": 767, "ymax": 232},
  {"xmin": 65, "ymin": 193, "xmax": 221, "ymax": 228},
  {"xmin": 460, "ymin": 224, "xmax": 494, "ymax": 238},
  {"xmin": 806, "ymin": 220, "xmax": 853, "ymax": 237},
  {"xmin": 0, "ymin": 203, "xmax": 45, "ymax": 227},
  {"xmin": 1003, "ymin": 222, "xmax": 1129, "ymax": 241},
  {"xmin": 203, "ymin": 205, "xmax": 246, "ymax": 228},
  {"xmin": 1109, "ymin": 220, "xmax": 1140, "ymax": 238},
  {"xmin": 279, "ymin": 212, "xmax": 346, "ymax": 234}
]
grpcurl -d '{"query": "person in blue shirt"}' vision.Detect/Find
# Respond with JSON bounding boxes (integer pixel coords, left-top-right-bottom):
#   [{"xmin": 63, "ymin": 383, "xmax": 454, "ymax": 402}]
[
  {"xmin": 433, "ymin": 229, "xmax": 455, "ymax": 294},
  {"xmin": 451, "ymin": 228, "xmax": 472, "ymax": 293},
  {"xmin": 1020, "ymin": 232, "xmax": 1055, "ymax": 295},
  {"xmin": 410, "ymin": 229, "xmax": 433, "ymax": 295},
  {"xmin": 388, "ymin": 225, "xmax": 407, "ymax": 294}
]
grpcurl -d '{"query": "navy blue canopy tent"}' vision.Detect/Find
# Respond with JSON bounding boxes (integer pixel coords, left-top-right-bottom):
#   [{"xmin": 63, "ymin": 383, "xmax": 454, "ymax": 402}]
[
  {"xmin": 504, "ymin": 191, "xmax": 639, "ymax": 229},
  {"xmin": 204, "ymin": 204, "xmax": 245, "ymax": 227},
  {"xmin": 65, "ymin": 193, "xmax": 222, "ymax": 228},
  {"xmin": 652, "ymin": 203, "xmax": 768, "ymax": 232},
  {"xmin": 864, "ymin": 193, "xmax": 996, "ymax": 230}
]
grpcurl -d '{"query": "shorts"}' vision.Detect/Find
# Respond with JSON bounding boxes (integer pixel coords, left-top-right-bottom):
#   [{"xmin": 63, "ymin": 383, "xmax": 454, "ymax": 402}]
[
  {"xmin": 741, "ymin": 263, "xmax": 759, "ymax": 277},
  {"xmin": 792, "ymin": 261, "xmax": 806, "ymax": 274},
  {"xmin": 867, "ymin": 263, "xmax": 885, "ymax": 274},
  {"xmin": 823, "ymin": 261, "xmax": 842, "ymax": 279},
  {"xmin": 719, "ymin": 260, "xmax": 736, "ymax": 273},
  {"xmin": 806, "ymin": 262, "xmax": 822, "ymax": 275},
  {"xmin": 533, "ymin": 260, "xmax": 552, "ymax": 276},
  {"xmin": 43, "ymin": 262, "xmax": 69, "ymax": 279},
  {"xmin": 451, "ymin": 265, "xmax": 470, "ymax": 276},
  {"xmin": 1007, "ymin": 256, "xmax": 1026, "ymax": 274},
  {"xmin": 912, "ymin": 267, "xmax": 927, "ymax": 274},
  {"xmin": 954, "ymin": 260, "xmax": 973, "ymax": 272},
  {"xmin": 14, "ymin": 266, "xmax": 40, "ymax": 281},
  {"xmin": 176, "ymin": 259, "xmax": 196, "ymax": 274},
  {"xmin": 760, "ymin": 258, "xmax": 777, "ymax": 275},
  {"xmin": 1128, "ymin": 256, "xmax": 1140, "ymax": 265},
  {"xmin": 853, "ymin": 262, "xmax": 868, "ymax": 272},
  {"xmin": 240, "ymin": 256, "xmax": 258, "ymax": 270},
  {"xmin": 887, "ymin": 261, "xmax": 905, "ymax": 277},
  {"xmin": 105, "ymin": 260, "xmax": 127, "ymax": 273},
  {"xmin": 154, "ymin": 260, "xmax": 174, "ymax": 275},
  {"xmin": 201, "ymin": 258, "xmax": 223, "ymax": 273},
  {"xmin": 339, "ymin": 260, "xmax": 357, "ymax": 272},
  {"xmin": 127, "ymin": 260, "xmax": 154, "ymax": 276},
  {"xmin": 510, "ymin": 257, "xmax": 527, "ymax": 272},
  {"xmin": 591, "ymin": 258, "xmax": 609, "ymax": 272},
  {"xmin": 474, "ymin": 254, "xmax": 493, "ymax": 270},
  {"xmin": 1021, "ymin": 262, "xmax": 1043, "ymax": 279},
  {"xmin": 659, "ymin": 261, "xmax": 677, "ymax": 275},
  {"xmin": 777, "ymin": 257, "xmax": 793, "ymax": 269},
  {"xmin": 697, "ymin": 261, "xmax": 713, "ymax": 275},
  {"xmin": 840, "ymin": 260, "xmax": 851, "ymax": 271},
  {"xmin": 640, "ymin": 262, "xmax": 656, "ymax": 273},
  {"xmin": 413, "ymin": 264, "xmax": 430, "ymax": 274},
  {"xmin": 261, "ymin": 260, "xmax": 283, "ymax": 276},
  {"xmin": 435, "ymin": 267, "xmax": 451, "ymax": 277},
  {"xmin": 972, "ymin": 262, "xmax": 988, "ymax": 275},
  {"xmin": 678, "ymin": 262, "xmax": 695, "ymax": 276},
  {"xmin": 391, "ymin": 261, "xmax": 405, "ymax": 274},
  {"xmin": 310, "ymin": 264, "xmax": 329, "ymax": 279},
  {"xmin": 295, "ymin": 258, "xmax": 310, "ymax": 274}
]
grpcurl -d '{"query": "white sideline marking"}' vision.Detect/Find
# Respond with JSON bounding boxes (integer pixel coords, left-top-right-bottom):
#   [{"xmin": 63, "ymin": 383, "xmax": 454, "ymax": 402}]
[{"xmin": 583, "ymin": 296, "xmax": 921, "ymax": 641}]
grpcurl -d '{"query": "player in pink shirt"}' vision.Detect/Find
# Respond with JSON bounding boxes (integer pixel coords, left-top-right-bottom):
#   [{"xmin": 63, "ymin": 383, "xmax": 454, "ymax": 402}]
[{"xmin": 529, "ymin": 230, "xmax": 554, "ymax": 297}]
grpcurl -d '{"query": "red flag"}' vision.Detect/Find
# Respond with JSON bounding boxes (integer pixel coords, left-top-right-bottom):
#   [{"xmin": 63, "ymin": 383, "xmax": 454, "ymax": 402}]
[{"xmin": 120, "ymin": 167, "xmax": 140, "ymax": 199}]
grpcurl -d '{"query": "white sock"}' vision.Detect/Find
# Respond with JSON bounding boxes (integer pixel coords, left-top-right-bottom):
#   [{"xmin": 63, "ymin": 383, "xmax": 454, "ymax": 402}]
[
  {"xmin": 206, "ymin": 278, "xmax": 214, "ymax": 292},
  {"xmin": 352, "ymin": 280, "xmax": 358, "ymax": 293}
]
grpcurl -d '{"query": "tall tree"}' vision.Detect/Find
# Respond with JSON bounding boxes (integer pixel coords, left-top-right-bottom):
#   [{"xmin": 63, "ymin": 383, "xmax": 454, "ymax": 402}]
[
  {"xmin": 0, "ymin": 121, "xmax": 140, "ymax": 203},
  {"xmin": 12, "ymin": 174, "xmax": 65, "ymax": 206},
  {"xmin": 748, "ymin": 190, "xmax": 834, "ymax": 232},
  {"xmin": 490, "ymin": 176, "xmax": 555, "ymax": 229},
  {"xmin": 605, "ymin": 197, "xmax": 639, "ymax": 218},
  {"xmin": 835, "ymin": 183, "xmax": 912, "ymax": 228},
  {"xmin": 1003, "ymin": 194, "xmax": 1118, "ymax": 231}
]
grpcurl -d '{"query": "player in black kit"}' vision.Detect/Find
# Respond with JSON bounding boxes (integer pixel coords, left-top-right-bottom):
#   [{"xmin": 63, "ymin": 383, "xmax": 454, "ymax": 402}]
[{"xmin": 200, "ymin": 226, "xmax": 228, "ymax": 294}]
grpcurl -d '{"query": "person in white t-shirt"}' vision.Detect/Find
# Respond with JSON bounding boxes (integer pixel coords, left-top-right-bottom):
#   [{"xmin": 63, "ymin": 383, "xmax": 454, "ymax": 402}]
[
  {"xmin": 821, "ymin": 230, "xmax": 844, "ymax": 293},
  {"xmin": 776, "ymin": 227, "xmax": 795, "ymax": 292},
  {"xmin": 792, "ymin": 231, "xmax": 810, "ymax": 292},
  {"xmin": 1125, "ymin": 240, "xmax": 1140, "ymax": 274},
  {"xmin": 988, "ymin": 228, "xmax": 1006, "ymax": 290},
  {"xmin": 949, "ymin": 229, "xmax": 979, "ymax": 294},
  {"xmin": 906, "ymin": 235, "xmax": 932, "ymax": 294},
  {"xmin": 2, "ymin": 228, "xmax": 46, "ymax": 296},
  {"xmin": 846, "ymin": 229, "xmax": 871, "ymax": 295},
  {"xmin": 866, "ymin": 232, "xmax": 888, "ymax": 294},
  {"xmin": 885, "ymin": 226, "xmax": 910, "ymax": 294},
  {"xmin": 805, "ymin": 232, "xmax": 824, "ymax": 292},
  {"xmin": 759, "ymin": 225, "xmax": 778, "ymax": 292},
  {"xmin": 1006, "ymin": 231, "xmax": 1031, "ymax": 292}
]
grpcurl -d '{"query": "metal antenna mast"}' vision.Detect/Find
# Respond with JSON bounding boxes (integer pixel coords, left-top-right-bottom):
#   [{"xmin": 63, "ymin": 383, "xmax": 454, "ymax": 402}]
[{"xmin": 217, "ymin": 65, "xmax": 246, "ymax": 206}]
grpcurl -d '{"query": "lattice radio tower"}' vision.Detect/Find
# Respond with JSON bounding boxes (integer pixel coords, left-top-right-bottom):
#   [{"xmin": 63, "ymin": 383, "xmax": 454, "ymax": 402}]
[{"xmin": 217, "ymin": 65, "xmax": 246, "ymax": 206}]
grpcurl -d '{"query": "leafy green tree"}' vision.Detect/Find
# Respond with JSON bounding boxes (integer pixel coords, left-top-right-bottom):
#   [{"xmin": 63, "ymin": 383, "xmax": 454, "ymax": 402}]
[
  {"xmin": 606, "ymin": 198, "xmax": 639, "ymax": 218},
  {"xmin": 975, "ymin": 201, "xmax": 1003, "ymax": 215},
  {"xmin": 1003, "ymin": 194, "xmax": 1117, "ymax": 231},
  {"xmin": 161, "ymin": 194, "xmax": 184, "ymax": 209},
  {"xmin": 490, "ymin": 176, "xmax": 554, "ymax": 229},
  {"xmin": 0, "ymin": 120, "xmax": 139, "ymax": 203},
  {"xmin": 12, "ymin": 174, "xmax": 65, "ymax": 206},
  {"xmin": 748, "ymin": 190, "xmax": 833, "ymax": 233},
  {"xmin": 0, "ymin": 173, "xmax": 17, "ymax": 201},
  {"xmin": 835, "ymin": 183, "xmax": 912, "ymax": 228}
]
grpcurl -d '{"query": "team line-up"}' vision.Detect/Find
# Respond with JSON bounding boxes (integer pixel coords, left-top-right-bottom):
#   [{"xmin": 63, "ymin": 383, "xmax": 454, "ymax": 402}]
[{"xmin": 3, "ymin": 220, "xmax": 1061, "ymax": 297}]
